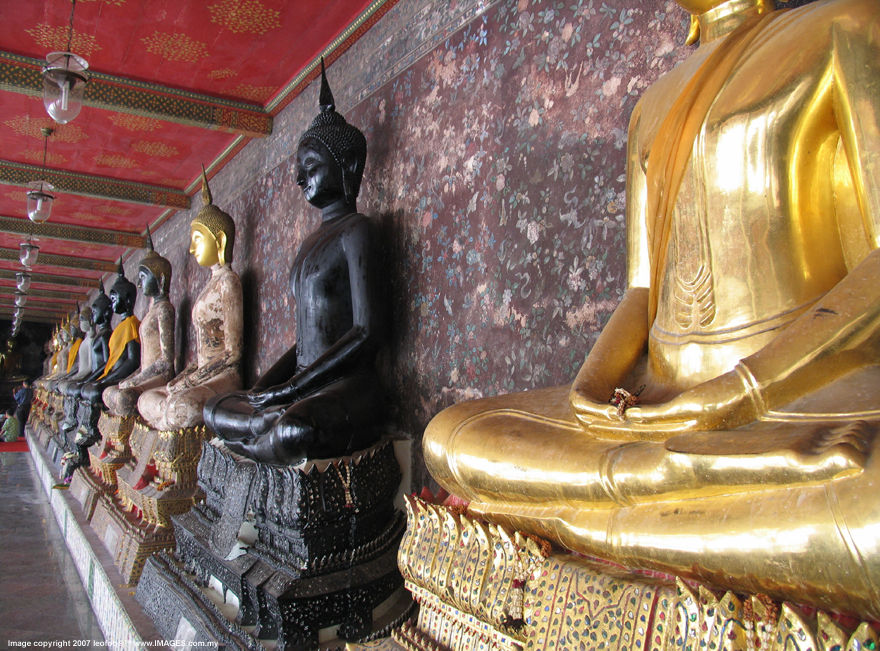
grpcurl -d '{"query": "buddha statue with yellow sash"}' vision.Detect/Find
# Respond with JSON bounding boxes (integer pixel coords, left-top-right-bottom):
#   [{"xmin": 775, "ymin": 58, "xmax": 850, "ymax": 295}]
[
  {"xmin": 137, "ymin": 172, "xmax": 242, "ymax": 431},
  {"xmin": 103, "ymin": 231, "xmax": 175, "ymax": 417},
  {"xmin": 76, "ymin": 264, "xmax": 140, "ymax": 435},
  {"xmin": 46, "ymin": 316, "xmax": 83, "ymax": 393},
  {"xmin": 425, "ymin": 0, "xmax": 880, "ymax": 618}
]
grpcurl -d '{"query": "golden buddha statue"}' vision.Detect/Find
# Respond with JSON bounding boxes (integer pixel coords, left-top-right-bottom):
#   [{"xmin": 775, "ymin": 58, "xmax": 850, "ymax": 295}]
[
  {"xmin": 103, "ymin": 231, "xmax": 175, "ymax": 417},
  {"xmin": 137, "ymin": 172, "xmax": 242, "ymax": 431},
  {"xmin": 425, "ymin": 0, "xmax": 880, "ymax": 618}
]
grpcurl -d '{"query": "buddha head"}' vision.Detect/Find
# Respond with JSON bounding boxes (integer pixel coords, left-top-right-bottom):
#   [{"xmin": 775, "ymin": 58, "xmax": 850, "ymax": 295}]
[
  {"xmin": 138, "ymin": 226, "xmax": 172, "ymax": 298},
  {"xmin": 109, "ymin": 260, "xmax": 137, "ymax": 316},
  {"xmin": 67, "ymin": 309, "xmax": 83, "ymax": 339},
  {"xmin": 296, "ymin": 58, "xmax": 366, "ymax": 209},
  {"xmin": 58, "ymin": 318, "xmax": 71, "ymax": 344},
  {"xmin": 78, "ymin": 304, "xmax": 93, "ymax": 335},
  {"xmin": 190, "ymin": 169, "xmax": 235, "ymax": 267},
  {"xmin": 91, "ymin": 282, "xmax": 112, "ymax": 327}
]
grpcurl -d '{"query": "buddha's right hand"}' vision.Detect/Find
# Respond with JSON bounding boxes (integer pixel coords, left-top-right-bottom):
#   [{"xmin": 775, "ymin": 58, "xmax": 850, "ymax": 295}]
[
  {"xmin": 246, "ymin": 383, "xmax": 298, "ymax": 409},
  {"xmin": 569, "ymin": 287, "xmax": 650, "ymax": 429}
]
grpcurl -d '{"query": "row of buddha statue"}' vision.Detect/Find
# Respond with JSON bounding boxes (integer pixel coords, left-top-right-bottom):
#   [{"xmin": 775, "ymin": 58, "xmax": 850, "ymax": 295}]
[
  {"xmin": 27, "ymin": 0, "xmax": 880, "ymax": 640},
  {"xmin": 35, "ymin": 62, "xmax": 383, "ymax": 479}
]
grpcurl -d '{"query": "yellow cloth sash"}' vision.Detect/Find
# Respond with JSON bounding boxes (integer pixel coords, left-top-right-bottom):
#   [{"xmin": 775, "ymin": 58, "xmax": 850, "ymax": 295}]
[
  {"xmin": 100, "ymin": 315, "xmax": 140, "ymax": 379},
  {"xmin": 66, "ymin": 338, "xmax": 82, "ymax": 373},
  {"xmin": 646, "ymin": 10, "xmax": 778, "ymax": 324}
]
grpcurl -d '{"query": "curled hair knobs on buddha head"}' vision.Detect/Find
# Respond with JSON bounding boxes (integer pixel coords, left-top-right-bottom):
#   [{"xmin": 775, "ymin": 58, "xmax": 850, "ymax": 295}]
[
  {"xmin": 138, "ymin": 225, "xmax": 172, "ymax": 297},
  {"xmin": 298, "ymin": 57, "xmax": 367, "ymax": 204},
  {"xmin": 191, "ymin": 167, "xmax": 235, "ymax": 266},
  {"xmin": 110, "ymin": 258, "xmax": 137, "ymax": 307}
]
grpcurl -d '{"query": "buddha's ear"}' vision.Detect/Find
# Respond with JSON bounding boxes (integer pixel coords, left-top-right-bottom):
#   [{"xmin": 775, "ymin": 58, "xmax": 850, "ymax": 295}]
[
  {"xmin": 216, "ymin": 232, "xmax": 227, "ymax": 266},
  {"xmin": 685, "ymin": 15, "xmax": 699, "ymax": 46},
  {"xmin": 340, "ymin": 152, "xmax": 361, "ymax": 204}
]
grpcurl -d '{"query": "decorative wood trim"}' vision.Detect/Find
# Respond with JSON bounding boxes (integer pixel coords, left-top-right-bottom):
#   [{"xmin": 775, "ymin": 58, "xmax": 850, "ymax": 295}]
[
  {"xmin": 0, "ymin": 52, "xmax": 272, "ymax": 138},
  {"xmin": 0, "ymin": 247, "xmax": 117, "ymax": 272},
  {"xmin": 0, "ymin": 159, "xmax": 189, "ymax": 209},
  {"xmin": 0, "ymin": 216, "xmax": 145, "ymax": 248}
]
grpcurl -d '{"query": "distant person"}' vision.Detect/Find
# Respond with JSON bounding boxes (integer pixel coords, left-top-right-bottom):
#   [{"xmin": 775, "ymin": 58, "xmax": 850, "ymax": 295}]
[
  {"xmin": 2, "ymin": 409, "xmax": 20, "ymax": 442},
  {"xmin": 13, "ymin": 379, "xmax": 32, "ymax": 427}
]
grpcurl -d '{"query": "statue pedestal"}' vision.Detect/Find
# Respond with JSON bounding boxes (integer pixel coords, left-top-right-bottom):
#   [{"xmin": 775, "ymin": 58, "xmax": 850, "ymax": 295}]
[
  {"xmin": 90, "ymin": 420, "xmax": 208, "ymax": 585},
  {"xmin": 69, "ymin": 411, "xmax": 137, "ymax": 521},
  {"xmin": 137, "ymin": 439, "xmax": 413, "ymax": 650},
  {"xmin": 29, "ymin": 387, "xmax": 52, "ymax": 448},
  {"xmin": 395, "ymin": 498, "xmax": 880, "ymax": 651},
  {"xmin": 90, "ymin": 412, "xmax": 137, "ymax": 486}
]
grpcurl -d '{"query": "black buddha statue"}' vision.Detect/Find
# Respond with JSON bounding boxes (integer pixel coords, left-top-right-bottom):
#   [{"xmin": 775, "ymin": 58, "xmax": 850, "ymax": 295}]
[
  {"xmin": 61, "ymin": 283, "xmax": 112, "ymax": 434},
  {"xmin": 79, "ymin": 262, "xmax": 141, "ymax": 408},
  {"xmin": 58, "ymin": 283, "xmax": 114, "ymax": 481},
  {"xmin": 204, "ymin": 60, "xmax": 385, "ymax": 465}
]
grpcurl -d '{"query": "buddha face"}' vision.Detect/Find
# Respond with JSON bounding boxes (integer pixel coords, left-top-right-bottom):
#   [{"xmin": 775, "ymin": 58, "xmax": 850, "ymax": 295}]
[
  {"xmin": 92, "ymin": 297, "xmax": 111, "ymax": 325},
  {"xmin": 189, "ymin": 223, "xmax": 220, "ymax": 267},
  {"xmin": 296, "ymin": 139, "xmax": 345, "ymax": 208},
  {"xmin": 79, "ymin": 316, "xmax": 91, "ymax": 333},
  {"xmin": 109, "ymin": 279, "xmax": 135, "ymax": 315},
  {"xmin": 138, "ymin": 266, "xmax": 159, "ymax": 297}
]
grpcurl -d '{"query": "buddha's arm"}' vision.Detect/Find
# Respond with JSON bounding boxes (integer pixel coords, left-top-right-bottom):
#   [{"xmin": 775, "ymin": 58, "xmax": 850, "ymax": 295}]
[
  {"xmin": 81, "ymin": 339, "xmax": 110, "ymax": 383},
  {"xmin": 569, "ymin": 287, "xmax": 649, "ymax": 425},
  {"xmin": 620, "ymin": 19, "xmax": 880, "ymax": 432},
  {"xmin": 250, "ymin": 345, "xmax": 298, "ymax": 391},
  {"xmin": 250, "ymin": 220, "xmax": 380, "ymax": 407},
  {"xmin": 101, "ymin": 340, "xmax": 141, "ymax": 385},
  {"xmin": 186, "ymin": 270, "xmax": 243, "ymax": 386},
  {"xmin": 121, "ymin": 304, "xmax": 175, "ymax": 389},
  {"xmin": 570, "ymin": 100, "xmax": 651, "ymax": 426}
]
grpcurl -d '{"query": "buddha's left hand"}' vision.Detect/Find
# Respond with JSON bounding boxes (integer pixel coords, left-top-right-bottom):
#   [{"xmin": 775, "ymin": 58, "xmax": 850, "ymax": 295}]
[{"xmin": 621, "ymin": 364, "xmax": 763, "ymax": 433}]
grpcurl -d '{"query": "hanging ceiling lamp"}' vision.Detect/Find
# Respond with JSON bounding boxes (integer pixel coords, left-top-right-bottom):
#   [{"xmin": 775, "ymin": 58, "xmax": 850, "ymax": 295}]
[
  {"xmin": 15, "ymin": 272, "xmax": 31, "ymax": 293},
  {"xmin": 42, "ymin": 0, "xmax": 89, "ymax": 125},
  {"xmin": 14, "ymin": 291, "xmax": 27, "ymax": 308},
  {"xmin": 26, "ymin": 127, "xmax": 55, "ymax": 223},
  {"xmin": 19, "ymin": 239, "xmax": 40, "ymax": 268}
]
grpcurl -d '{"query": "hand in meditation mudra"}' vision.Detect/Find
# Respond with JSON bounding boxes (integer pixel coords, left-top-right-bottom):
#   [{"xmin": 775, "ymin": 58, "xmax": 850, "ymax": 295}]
[
  {"xmin": 102, "ymin": 231, "xmax": 175, "ymax": 417},
  {"xmin": 137, "ymin": 173, "xmax": 242, "ymax": 431},
  {"xmin": 425, "ymin": 0, "xmax": 880, "ymax": 616},
  {"xmin": 204, "ymin": 61, "xmax": 385, "ymax": 465}
]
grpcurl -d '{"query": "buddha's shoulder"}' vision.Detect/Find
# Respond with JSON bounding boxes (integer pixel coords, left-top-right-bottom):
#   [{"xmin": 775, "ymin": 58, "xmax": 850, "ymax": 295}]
[{"xmin": 207, "ymin": 264, "xmax": 242, "ymax": 295}]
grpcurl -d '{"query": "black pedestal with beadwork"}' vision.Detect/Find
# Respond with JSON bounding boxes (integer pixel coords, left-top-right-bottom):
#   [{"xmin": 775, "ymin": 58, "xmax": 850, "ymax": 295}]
[{"xmin": 136, "ymin": 438, "xmax": 412, "ymax": 650}]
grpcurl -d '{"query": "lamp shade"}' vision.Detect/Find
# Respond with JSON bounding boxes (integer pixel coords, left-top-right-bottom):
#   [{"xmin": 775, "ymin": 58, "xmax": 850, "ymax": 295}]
[
  {"xmin": 26, "ymin": 180, "xmax": 54, "ymax": 223},
  {"xmin": 42, "ymin": 52, "xmax": 89, "ymax": 125},
  {"xmin": 15, "ymin": 272, "xmax": 31, "ymax": 293},
  {"xmin": 14, "ymin": 291, "xmax": 27, "ymax": 308},
  {"xmin": 19, "ymin": 242, "xmax": 39, "ymax": 268}
]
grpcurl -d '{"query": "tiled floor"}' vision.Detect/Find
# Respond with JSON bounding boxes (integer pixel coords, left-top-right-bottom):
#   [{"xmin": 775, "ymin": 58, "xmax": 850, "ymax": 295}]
[{"xmin": 0, "ymin": 450, "xmax": 104, "ymax": 644}]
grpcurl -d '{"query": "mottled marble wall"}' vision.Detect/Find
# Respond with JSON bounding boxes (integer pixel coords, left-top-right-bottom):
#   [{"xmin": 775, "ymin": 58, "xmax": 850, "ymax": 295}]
[{"xmin": 134, "ymin": 0, "xmax": 813, "ymax": 488}]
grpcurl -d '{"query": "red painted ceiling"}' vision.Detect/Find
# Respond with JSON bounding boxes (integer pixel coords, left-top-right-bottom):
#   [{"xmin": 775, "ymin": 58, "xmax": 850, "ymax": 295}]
[{"xmin": 0, "ymin": 0, "xmax": 388, "ymax": 324}]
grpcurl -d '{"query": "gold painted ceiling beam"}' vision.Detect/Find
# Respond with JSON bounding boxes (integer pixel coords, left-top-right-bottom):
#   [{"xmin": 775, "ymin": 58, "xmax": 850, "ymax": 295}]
[
  {"xmin": 0, "ymin": 159, "xmax": 189, "ymax": 209},
  {"xmin": 0, "ymin": 269, "xmax": 99, "ymax": 289},
  {"xmin": 0, "ymin": 52, "xmax": 272, "ymax": 138},
  {"xmin": 0, "ymin": 216, "xmax": 146, "ymax": 248},
  {"xmin": 0, "ymin": 247, "xmax": 117, "ymax": 272}
]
